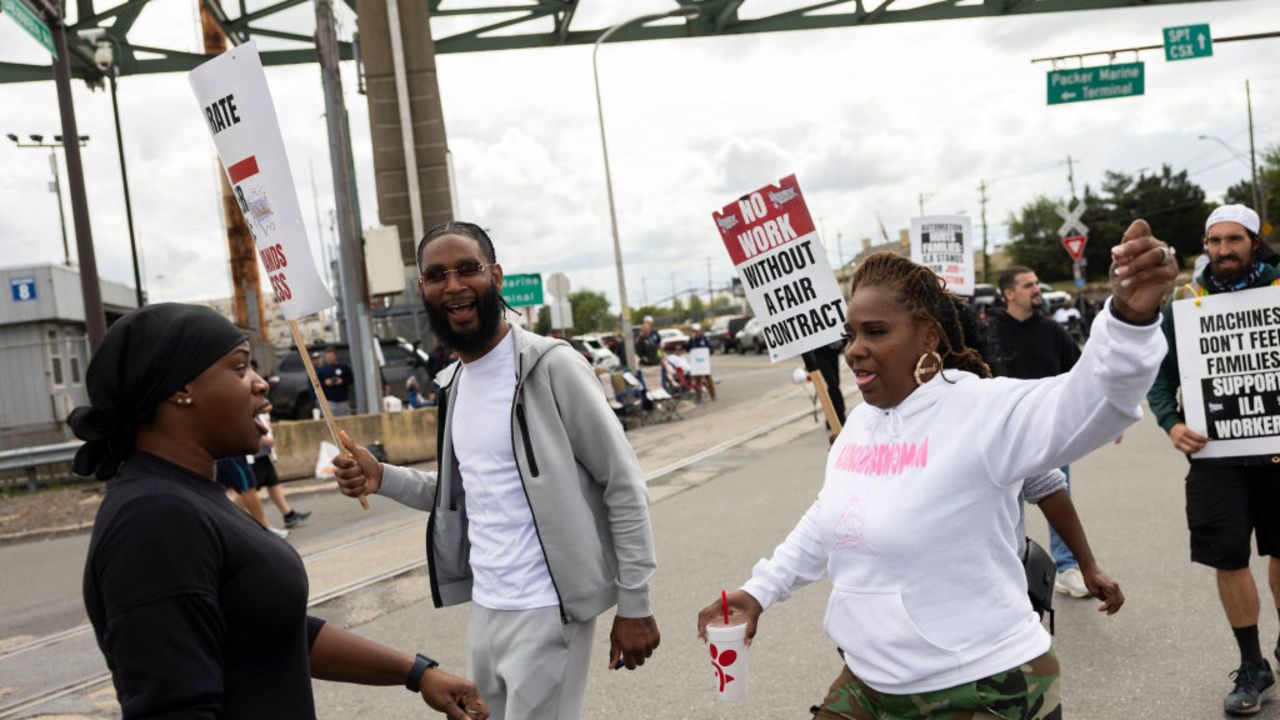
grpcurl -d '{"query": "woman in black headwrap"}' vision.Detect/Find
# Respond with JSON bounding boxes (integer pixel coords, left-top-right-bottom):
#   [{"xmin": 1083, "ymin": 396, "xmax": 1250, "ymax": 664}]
[{"xmin": 75, "ymin": 303, "xmax": 487, "ymax": 720}]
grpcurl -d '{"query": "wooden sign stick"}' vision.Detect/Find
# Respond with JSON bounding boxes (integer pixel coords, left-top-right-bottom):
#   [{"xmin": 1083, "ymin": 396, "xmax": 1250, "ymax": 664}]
[
  {"xmin": 290, "ymin": 320, "xmax": 368, "ymax": 510},
  {"xmin": 808, "ymin": 370, "xmax": 843, "ymax": 435}
]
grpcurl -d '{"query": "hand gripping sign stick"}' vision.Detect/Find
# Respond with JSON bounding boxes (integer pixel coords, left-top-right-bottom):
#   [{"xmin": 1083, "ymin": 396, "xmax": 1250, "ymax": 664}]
[
  {"xmin": 190, "ymin": 43, "xmax": 367, "ymax": 509},
  {"xmin": 791, "ymin": 363, "xmax": 843, "ymax": 434}
]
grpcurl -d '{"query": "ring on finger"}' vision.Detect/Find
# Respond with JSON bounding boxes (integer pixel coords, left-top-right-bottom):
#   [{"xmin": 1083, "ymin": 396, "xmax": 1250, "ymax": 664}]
[{"xmin": 1159, "ymin": 245, "xmax": 1176, "ymax": 266}]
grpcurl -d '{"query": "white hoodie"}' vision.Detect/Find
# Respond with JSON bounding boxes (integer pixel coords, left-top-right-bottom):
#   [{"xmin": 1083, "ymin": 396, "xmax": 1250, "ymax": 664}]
[{"xmin": 741, "ymin": 301, "xmax": 1165, "ymax": 694}]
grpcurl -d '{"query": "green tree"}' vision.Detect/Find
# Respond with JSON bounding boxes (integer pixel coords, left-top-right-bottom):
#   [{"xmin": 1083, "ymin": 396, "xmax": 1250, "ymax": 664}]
[
  {"xmin": 535, "ymin": 306, "xmax": 551, "ymax": 335},
  {"xmin": 671, "ymin": 298, "xmax": 685, "ymax": 316},
  {"xmin": 1222, "ymin": 145, "xmax": 1280, "ymax": 236},
  {"xmin": 1006, "ymin": 196, "xmax": 1071, "ymax": 281},
  {"xmin": 568, "ymin": 289, "xmax": 613, "ymax": 335},
  {"xmin": 629, "ymin": 305, "xmax": 663, "ymax": 325},
  {"xmin": 687, "ymin": 295, "xmax": 705, "ymax": 314}
]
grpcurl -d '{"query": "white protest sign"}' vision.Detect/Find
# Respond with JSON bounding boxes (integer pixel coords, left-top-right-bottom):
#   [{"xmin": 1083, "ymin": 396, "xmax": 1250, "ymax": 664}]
[
  {"xmin": 1172, "ymin": 284, "xmax": 1280, "ymax": 459},
  {"xmin": 910, "ymin": 215, "xmax": 975, "ymax": 297},
  {"xmin": 689, "ymin": 347, "xmax": 711, "ymax": 376},
  {"xmin": 712, "ymin": 174, "xmax": 846, "ymax": 363},
  {"xmin": 189, "ymin": 42, "xmax": 335, "ymax": 321}
]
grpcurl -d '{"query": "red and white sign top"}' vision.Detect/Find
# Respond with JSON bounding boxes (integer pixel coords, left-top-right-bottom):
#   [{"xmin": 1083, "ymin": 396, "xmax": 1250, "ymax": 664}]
[
  {"xmin": 713, "ymin": 175, "xmax": 817, "ymax": 267},
  {"xmin": 1062, "ymin": 235, "xmax": 1087, "ymax": 261}
]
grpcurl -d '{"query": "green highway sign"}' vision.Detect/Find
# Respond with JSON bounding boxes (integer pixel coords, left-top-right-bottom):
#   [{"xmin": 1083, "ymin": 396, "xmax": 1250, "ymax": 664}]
[
  {"xmin": 501, "ymin": 273, "xmax": 544, "ymax": 307},
  {"xmin": 1047, "ymin": 62, "xmax": 1144, "ymax": 105},
  {"xmin": 1164, "ymin": 24, "xmax": 1212, "ymax": 61},
  {"xmin": 1, "ymin": 0, "xmax": 55, "ymax": 58}
]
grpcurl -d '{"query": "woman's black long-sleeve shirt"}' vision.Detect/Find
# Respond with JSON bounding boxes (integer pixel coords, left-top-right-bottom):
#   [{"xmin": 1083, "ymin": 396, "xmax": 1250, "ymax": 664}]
[{"xmin": 83, "ymin": 452, "xmax": 324, "ymax": 719}]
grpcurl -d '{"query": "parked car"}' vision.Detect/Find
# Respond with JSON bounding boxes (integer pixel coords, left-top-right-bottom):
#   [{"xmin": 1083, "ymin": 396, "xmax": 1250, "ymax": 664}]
[
  {"xmin": 735, "ymin": 317, "xmax": 766, "ymax": 354},
  {"xmin": 572, "ymin": 334, "xmax": 621, "ymax": 370},
  {"xmin": 267, "ymin": 337, "xmax": 431, "ymax": 420},
  {"xmin": 971, "ymin": 284, "xmax": 998, "ymax": 308},
  {"xmin": 714, "ymin": 315, "xmax": 751, "ymax": 353},
  {"xmin": 658, "ymin": 328, "xmax": 690, "ymax": 351}
]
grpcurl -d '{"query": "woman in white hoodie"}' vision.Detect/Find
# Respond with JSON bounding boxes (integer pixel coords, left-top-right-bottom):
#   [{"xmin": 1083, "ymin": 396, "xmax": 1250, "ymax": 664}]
[{"xmin": 698, "ymin": 221, "xmax": 1178, "ymax": 719}]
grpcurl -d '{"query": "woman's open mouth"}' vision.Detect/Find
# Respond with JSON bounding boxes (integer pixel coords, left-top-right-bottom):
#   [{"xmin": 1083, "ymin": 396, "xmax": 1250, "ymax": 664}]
[
  {"xmin": 253, "ymin": 403, "xmax": 272, "ymax": 435},
  {"xmin": 854, "ymin": 370, "xmax": 877, "ymax": 390}
]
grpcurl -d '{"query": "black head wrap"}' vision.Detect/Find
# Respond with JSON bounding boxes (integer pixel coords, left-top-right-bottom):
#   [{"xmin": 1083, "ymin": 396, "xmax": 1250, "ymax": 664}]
[{"xmin": 68, "ymin": 303, "xmax": 247, "ymax": 481}]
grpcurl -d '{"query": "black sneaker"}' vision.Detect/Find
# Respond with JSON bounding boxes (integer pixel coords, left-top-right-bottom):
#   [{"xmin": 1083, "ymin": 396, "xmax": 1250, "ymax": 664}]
[
  {"xmin": 284, "ymin": 510, "xmax": 312, "ymax": 529},
  {"xmin": 1225, "ymin": 660, "xmax": 1275, "ymax": 715}
]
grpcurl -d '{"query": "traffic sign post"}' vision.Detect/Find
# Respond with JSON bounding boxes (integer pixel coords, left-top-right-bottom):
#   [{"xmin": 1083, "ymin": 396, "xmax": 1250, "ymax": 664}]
[
  {"xmin": 1, "ymin": 0, "xmax": 55, "ymax": 58},
  {"xmin": 501, "ymin": 273, "xmax": 544, "ymax": 307},
  {"xmin": 1164, "ymin": 24, "xmax": 1212, "ymax": 61},
  {"xmin": 1047, "ymin": 62, "xmax": 1144, "ymax": 105}
]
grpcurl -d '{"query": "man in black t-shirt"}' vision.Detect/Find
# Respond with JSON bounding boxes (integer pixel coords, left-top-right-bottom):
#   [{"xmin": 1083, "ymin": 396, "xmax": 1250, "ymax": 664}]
[{"xmin": 315, "ymin": 346, "xmax": 354, "ymax": 415}]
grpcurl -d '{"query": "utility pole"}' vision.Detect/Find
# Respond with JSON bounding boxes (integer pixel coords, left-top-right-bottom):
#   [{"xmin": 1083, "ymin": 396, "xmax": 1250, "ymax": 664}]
[
  {"xmin": 706, "ymin": 257, "xmax": 713, "ymax": 309},
  {"xmin": 108, "ymin": 67, "xmax": 143, "ymax": 307},
  {"xmin": 1246, "ymin": 80, "xmax": 1269, "ymax": 235},
  {"xmin": 836, "ymin": 232, "xmax": 845, "ymax": 269},
  {"xmin": 670, "ymin": 272, "xmax": 677, "ymax": 308},
  {"xmin": 978, "ymin": 179, "xmax": 990, "ymax": 283},
  {"xmin": 316, "ymin": 0, "xmax": 378, "ymax": 413},
  {"xmin": 641, "ymin": 276, "xmax": 648, "ymax": 306},
  {"xmin": 34, "ymin": 0, "xmax": 107, "ymax": 348},
  {"xmin": 48, "ymin": 148, "xmax": 70, "ymax": 265},
  {"xmin": 1064, "ymin": 155, "xmax": 1078, "ymax": 200}
]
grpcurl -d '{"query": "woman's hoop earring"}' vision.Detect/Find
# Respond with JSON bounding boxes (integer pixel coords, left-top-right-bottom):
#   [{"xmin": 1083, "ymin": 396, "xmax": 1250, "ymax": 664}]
[{"xmin": 913, "ymin": 351, "xmax": 942, "ymax": 386}]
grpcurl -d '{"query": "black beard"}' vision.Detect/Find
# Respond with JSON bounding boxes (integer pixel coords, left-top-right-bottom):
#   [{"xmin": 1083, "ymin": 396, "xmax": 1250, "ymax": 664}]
[
  {"xmin": 1210, "ymin": 254, "xmax": 1252, "ymax": 285},
  {"xmin": 422, "ymin": 281, "xmax": 504, "ymax": 356}
]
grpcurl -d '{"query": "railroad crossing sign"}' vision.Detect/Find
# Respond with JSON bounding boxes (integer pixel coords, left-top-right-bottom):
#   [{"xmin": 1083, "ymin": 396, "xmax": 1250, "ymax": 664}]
[
  {"xmin": 1047, "ymin": 62, "xmax": 1144, "ymax": 105},
  {"xmin": 1, "ymin": 0, "xmax": 55, "ymax": 58},
  {"xmin": 1164, "ymin": 24, "xmax": 1212, "ymax": 61},
  {"xmin": 1062, "ymin": 235, "xmax": 1088, "ymax": 261},
  {"xmin": 501, "ymin": 273, "xmax": 543, "ymax": 307},
  {"xmin": 1055, "ymin": 201, "xmax": 1088, "ymax": 238}
]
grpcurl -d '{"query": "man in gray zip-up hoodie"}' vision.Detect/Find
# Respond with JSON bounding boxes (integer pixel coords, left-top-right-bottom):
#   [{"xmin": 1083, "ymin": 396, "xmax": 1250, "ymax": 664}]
[{"xmin": 333, "ymin": 222, "xmax": 660, "ymax": 720}]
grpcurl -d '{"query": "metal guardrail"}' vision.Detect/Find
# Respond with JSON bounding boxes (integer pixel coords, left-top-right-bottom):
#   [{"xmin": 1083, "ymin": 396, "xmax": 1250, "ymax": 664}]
[{"xmin": 0, "ymin": 441, "xmax": 82, "ymax": 492}]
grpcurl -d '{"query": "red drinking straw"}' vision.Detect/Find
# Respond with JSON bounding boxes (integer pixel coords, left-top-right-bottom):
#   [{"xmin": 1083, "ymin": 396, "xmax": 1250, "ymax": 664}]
[{"xmin": 721, "ymin": 590, "xmax": 729, "ymax": 625}]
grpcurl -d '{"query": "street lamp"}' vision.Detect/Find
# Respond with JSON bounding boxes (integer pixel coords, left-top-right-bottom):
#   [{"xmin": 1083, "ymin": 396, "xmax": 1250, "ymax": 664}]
[
  {"xmin": 593, "ymin": 5, "xmax": 699, "ymax": 368},
  {"xmin": 6, "ymin": 133, "xmax": 88, "ymax": 267},
  {"xmin": 1198, "ymin": 134, "xmax": 1267, "ymax": 224},
  {"xmin": 80, "ymin": 28, "xmax": 145, "ymax": 308}
]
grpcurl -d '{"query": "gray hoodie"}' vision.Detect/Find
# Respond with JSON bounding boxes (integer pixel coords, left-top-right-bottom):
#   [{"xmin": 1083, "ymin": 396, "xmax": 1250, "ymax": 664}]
[{"xmin": 377, "ymin": 325, "xmax": 656, "ymax": 623}]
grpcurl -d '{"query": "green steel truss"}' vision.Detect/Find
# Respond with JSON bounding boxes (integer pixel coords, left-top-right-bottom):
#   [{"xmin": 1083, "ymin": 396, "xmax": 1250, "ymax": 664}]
[{"xmin": 0, "ymin": 0, "xmax": 1240, "ymax": 84}]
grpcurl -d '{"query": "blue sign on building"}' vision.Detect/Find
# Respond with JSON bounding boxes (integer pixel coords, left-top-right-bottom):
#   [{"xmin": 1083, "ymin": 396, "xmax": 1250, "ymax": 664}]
[{"xmin": 10, "ymin": 276, "xmax": 37, "ymax": 302}]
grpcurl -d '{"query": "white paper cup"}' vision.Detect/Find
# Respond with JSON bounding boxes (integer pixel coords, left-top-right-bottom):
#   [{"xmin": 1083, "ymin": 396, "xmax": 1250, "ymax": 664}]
[{"xmin": 705, "ymin": 618, "xmax": 749, "ymax": 701}]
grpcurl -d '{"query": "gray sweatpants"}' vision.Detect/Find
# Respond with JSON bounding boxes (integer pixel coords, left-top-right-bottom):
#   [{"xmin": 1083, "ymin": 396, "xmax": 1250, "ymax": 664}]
[{"xmin": 467, "ymin": 605, "xmax": 596, "ymax": 720}]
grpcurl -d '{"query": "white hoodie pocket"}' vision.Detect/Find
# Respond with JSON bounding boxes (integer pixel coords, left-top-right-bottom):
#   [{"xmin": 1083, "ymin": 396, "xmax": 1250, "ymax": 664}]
[{"xmin": 824, "ymin": 584, "xmax": 960, "ymax": 688}]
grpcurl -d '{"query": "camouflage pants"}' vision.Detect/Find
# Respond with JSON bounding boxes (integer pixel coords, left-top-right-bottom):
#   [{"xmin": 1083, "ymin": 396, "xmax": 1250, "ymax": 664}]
[{"xmin": 811, "ymin": 650, "xmax": 1061, "ymax": 720}]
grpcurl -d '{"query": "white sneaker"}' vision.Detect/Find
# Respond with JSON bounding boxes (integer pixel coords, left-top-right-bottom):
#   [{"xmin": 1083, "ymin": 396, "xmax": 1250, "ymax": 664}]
[
  {"xmin": 1054, "ymin": 567, "xmax": 1089, "ymax": 598},
  {"xmin": 268, "ymin": 526, "xmax": 289, "ymax": 540}
]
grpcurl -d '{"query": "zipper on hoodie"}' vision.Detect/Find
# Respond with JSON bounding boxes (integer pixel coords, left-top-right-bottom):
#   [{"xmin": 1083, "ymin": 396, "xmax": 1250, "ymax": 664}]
[{"xmin": 510, "ymin": 351, "xmax": 568, "ymax": 623}]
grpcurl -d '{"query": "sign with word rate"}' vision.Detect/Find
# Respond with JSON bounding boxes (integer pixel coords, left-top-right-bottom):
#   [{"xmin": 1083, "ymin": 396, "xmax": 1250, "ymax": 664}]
[
  {"xmin": 910, "ymin": 215, "xmax": 975, "ymax": 297},
  {"xmin": 188, "ymin": 42, "xmax": 335, "ymax": 320},
  {"xmin": 1047, "ymin": 62, "xmax": 1144, "ymax": 105},
  {"xmin": 502, "ymin": 273, "xmax": 544, "ymax": 307},
  {"xmin": 1, "ymin": 0, "xmax": 54, "ymax": 58},
  {"xmin": 1164, "ymin": 24, "xmax": 1212, "ymax": 61},
  {"xmin": 1173, "ymin": 284, "xmax": 1280, "ymax": 459},
  {"xmin": 712, "ymin": 174, "xmax": 846, "ymax": 363}
]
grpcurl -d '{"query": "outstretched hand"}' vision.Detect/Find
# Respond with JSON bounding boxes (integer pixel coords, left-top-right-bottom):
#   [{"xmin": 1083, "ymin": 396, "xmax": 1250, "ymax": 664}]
[
  {"xmin": 1081, "ymin": 566, "xmax": 1125, "ymax": 615},
  {"xmin": 417, "ymin": 668, "xmax": 488, "ymax": 719},
  {"xmin": 331, "ymin": 430, "xmax": 382, "ymax": 497},
  {"xmin": 1109, "ymin": 219, "xmax": 1178, "ymax": 324},
  {"xmin": 696, "ymin": 591, "xmax": 763, "ymax": 646}
]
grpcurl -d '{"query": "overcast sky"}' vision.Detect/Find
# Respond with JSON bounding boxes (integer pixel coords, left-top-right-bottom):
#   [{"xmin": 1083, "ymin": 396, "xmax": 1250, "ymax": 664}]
[{"xmin": 0, "ymin": 0, "xmax": 1275, "ymax": 312}]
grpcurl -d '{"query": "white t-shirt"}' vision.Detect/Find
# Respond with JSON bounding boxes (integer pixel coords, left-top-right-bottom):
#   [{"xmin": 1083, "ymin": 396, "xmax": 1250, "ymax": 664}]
[
  {"xmin": 382, "ymin": 395, "xmax": 404, "ymax": 413},
  {"xmin": 451, "ymin": 329, "xmax": 559, "ymax": 611}
]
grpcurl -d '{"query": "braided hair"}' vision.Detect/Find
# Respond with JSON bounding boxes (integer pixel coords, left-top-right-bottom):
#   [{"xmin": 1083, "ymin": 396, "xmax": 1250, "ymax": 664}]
[{"xmin": 849, "ymin": 252, "xmax": 994, "ymax": 379}]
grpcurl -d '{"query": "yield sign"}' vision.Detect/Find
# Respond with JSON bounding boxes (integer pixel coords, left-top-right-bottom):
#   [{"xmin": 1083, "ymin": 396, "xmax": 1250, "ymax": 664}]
[
  {"xmin": 1055, "ymin": 201, "xmax": 1088, "ymax": 238},
  {"xmin": 1062, "ymin": 235, "xmax": 1087, "ymax": 261}
]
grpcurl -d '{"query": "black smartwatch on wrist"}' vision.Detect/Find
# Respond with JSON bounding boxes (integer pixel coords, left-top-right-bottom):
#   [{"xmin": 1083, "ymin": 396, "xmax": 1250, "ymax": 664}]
[{"xmin": 405, "ymin": 652, "xmax": 439, "ymax": 692}]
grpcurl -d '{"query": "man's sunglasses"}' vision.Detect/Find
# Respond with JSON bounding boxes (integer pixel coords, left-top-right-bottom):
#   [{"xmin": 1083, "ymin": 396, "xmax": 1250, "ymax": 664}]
[{"xmin": 420, "ymin": 261, "xmax": 490, "ymax": 285}]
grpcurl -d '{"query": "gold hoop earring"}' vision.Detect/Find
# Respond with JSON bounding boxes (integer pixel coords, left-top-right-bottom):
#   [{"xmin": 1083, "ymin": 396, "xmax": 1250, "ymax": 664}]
[{"xmin": 913, "ymin": 351, "xmax": 942, "ymax": 386}]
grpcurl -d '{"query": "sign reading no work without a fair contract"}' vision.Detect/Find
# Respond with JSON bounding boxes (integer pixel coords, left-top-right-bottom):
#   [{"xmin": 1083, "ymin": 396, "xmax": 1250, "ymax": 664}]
[
  {"xmin": 1047, "ymin": 62, "xmax": 1144, "ymax": 105},
  {"xmin": 188, "ymin": 42, "xmax": 335, "ymax": 321},
  {"xmin": 910, "ymin": 215, "xmax": 975, "ymax": 297},
  {"xmin": 1173, "ymin": 284, "xmax": 1280, "ymax": 459},
  {"xmin": 712, "ymin": 174, "xmax": 846, "ymax": 363}
]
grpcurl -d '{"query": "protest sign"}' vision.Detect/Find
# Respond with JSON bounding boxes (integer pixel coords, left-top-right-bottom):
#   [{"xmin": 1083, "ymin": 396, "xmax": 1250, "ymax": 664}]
[
  {"xmin": 1173, "ymin": 284, "xmax": 1280, "ymax": 459},
  {"xmin": 910, "ymin": 215, "xmax": 975, "ymax": 297},
  {"xmin": 689, "ymin": 347, "xmax": 711, "ymax": 376},
  {"xmin": 190, "ymin": 44, "xmax": 365, "ymax": 509},
  {"xmin": 712, "ymin": 174, "xmax": 846, "ymax": 363},
  {"xmin": 189, "ymin": 42, "xmax": 335, "ymax": 321}
]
